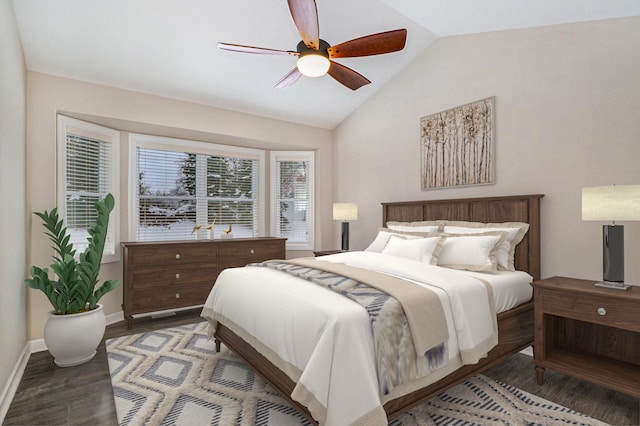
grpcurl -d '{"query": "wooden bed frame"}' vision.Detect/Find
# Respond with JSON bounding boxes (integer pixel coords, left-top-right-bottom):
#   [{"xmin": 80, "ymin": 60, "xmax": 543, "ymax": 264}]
[{"xmin": 215, "ymin": 193, "xmax": 544, "ymax": 423}]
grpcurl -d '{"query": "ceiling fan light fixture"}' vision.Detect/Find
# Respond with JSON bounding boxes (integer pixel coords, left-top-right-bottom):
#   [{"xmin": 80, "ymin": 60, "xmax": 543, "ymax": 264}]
[
  {"xmin": 295, "ymin": 39, "xmax": 331, "ymax": 78},
  {"xmin": 296, "ymin": 53, "xmax": 330, "ymax": 77}
]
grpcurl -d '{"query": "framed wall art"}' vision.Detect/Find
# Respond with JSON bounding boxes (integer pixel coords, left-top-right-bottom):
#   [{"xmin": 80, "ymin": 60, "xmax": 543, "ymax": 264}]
[{"xmin": 420, "ymin": 97, "xmax": 495, "ymax": 190}]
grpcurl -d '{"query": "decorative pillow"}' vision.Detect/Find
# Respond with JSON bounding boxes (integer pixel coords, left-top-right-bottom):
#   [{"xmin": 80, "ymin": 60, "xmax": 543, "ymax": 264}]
[
  {"xmin": 442, "ymin": 221, "xmax": 529, "ymax": 271},
  {"xmin": 386, "ymin": 220, "xmax": 443, "ymax": 233},
  {"xmin": 436, "ymin": 232, "xmax": 507, "ymax": 272},
  {"xmin": 365, "ymin": 228, "xmax": 434, "ymax": 253},
  {"xmin": 381, "ymin": 235, "xmax": 444, "ymax": 264}
]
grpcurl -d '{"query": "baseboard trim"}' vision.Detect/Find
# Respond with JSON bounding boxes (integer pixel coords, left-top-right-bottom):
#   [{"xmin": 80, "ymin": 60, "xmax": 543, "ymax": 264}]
[
  {"xmin": 106, "ymin": 310, "xmax": 124, "ymax": 326},
  {"xmin": 29, "ymin": 338, "xmax": 47, "ymax": 353},
  {"xmin": 0, "ymin": 343, "xmax": 31, "ymax": 424}
]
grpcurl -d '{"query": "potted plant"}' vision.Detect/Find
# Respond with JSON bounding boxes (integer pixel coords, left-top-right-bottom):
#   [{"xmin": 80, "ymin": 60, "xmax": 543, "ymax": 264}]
[{"xmin": 25, "ymin": 193, "xmax": 120, "ymax": 367}]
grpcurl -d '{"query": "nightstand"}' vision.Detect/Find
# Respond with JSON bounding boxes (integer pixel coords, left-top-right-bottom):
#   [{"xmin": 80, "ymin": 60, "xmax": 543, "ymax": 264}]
[
  {"xmin": 313, "ymin": 249, "xmax": 346, "ymax": 257},
  {"xmin": 532, "ymin": 276, "xmax": 640, "ymax": 398}
]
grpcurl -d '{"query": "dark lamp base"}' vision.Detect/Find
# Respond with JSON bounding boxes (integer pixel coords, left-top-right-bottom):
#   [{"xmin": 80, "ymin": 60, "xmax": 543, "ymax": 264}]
[
  {"xmin": 602, "ymin": 225, "xmax": 624, "ymax": 283},
  {"xmin": 341, "ymin": 221, "xmax": 349, "ymax": 251}
]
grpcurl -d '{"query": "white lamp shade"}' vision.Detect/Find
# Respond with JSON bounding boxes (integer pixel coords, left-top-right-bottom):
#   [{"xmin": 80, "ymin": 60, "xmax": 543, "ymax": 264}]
[
  {"xmin": 333, "ymin": 203, "xmax": 358, "ymax": 221},
  {"xmin": 582, "ymin": 184, "xmax": 640, "ymax": 221},
  {"xmin": 297, "ymin": 54, "xmax": 330, "ymax": 77}
]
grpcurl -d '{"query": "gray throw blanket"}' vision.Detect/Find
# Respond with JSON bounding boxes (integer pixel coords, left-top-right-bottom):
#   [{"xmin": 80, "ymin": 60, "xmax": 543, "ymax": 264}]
[{"xmin": 250, "ymin": 259, "xmax": 449, "ymax": 395}]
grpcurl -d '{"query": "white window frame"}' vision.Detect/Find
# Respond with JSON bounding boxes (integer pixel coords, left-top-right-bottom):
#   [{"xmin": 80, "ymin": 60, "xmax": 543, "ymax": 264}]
[
  {"xmin": 270, "ymin": 151, "xmax": 315, "ymax": 251},
  {"xmin": 57, "ymin": 115, "xmax": 120, "ymax": 263},
  {"xmin": 128, "ymin": 133, "xmax": 266, "ymax": 241}
]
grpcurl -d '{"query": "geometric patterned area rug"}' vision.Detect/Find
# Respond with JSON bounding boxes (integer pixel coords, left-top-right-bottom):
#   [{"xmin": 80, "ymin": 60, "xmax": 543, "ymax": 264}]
[{"xmin": 107, "ymin": 322, "xmax": 608, "ymax": 426}]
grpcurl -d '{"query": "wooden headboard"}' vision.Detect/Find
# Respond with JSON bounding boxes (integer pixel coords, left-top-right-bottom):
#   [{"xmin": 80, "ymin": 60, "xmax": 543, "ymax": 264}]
[{"xmin": 381, "ymin": 194, "xmax": 544, "ymax": 280}]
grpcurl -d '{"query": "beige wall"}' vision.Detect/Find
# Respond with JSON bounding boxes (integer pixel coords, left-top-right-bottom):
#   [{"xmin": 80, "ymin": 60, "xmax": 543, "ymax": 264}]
[
  {"xmin": 0, "ymin": 0, "xmax": 27, "ymax": 415},
  {"xmin": 26, "ymin": 72, "xmax": 333, "ymax": 340},
  {"xmin": 334, "ymin": 17, "xmax": 640, "ymax": 284}
]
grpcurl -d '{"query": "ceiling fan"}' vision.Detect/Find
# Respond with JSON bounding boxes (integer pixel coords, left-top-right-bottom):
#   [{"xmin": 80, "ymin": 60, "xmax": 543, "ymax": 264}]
[{"xmin": 218, "ymin": 0, "xmax": 407, "ymax": 91}]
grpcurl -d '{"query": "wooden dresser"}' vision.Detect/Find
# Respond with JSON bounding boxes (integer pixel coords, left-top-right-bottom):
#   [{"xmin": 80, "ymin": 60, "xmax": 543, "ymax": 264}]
[
  {"xmin": 121, "ymin": 237, "xmax": 286, "ymax": 328},
  {"xmin": 533, "ymin": 276, "xmax": 640, "ymax": 398}
]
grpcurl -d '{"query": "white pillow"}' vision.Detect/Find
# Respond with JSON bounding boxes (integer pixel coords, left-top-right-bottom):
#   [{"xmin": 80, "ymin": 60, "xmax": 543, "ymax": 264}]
[
  {"xmin": 381, "ymin": 235, "xmax": 444, "ymax": 264},
  {"xmin": 386, "ymin": 221, "xmax": 442, "ymax": 233},
  {"xmin": 365, "ymin": 228, "xmax": 433, "ymax": 253},
  {"xmin": 436, "ymin": 232, "xmax": 507, "ymax": 272},
  {"xmin": 442, "ymin": 221, "xmax": 529, "ymax": 271}
]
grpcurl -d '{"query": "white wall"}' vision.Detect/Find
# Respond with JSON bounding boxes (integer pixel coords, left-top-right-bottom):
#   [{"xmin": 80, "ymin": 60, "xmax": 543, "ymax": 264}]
[
  {"xmin": 25, "ymin": 72, "xmax": 334, "ymax": 340},
  {"xmin": 0, "ymin": 0, "xmax": 27, "ymax": 420},
  {"xmin": 334, "ymin": 17, "xmax": 640, "ymax": 284}
]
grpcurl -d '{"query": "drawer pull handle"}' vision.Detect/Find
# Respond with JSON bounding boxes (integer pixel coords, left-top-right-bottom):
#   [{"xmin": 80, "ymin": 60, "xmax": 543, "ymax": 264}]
[
  {"xmin": 176, "ymin": 293, "xmax": 180, "ymax": 299},
  {"xmin": 175, "ymin": 254, "xmax": 181, "ymax": 259},
  {"xmin": 597, "ymin": 307, "xmax": 607, "ymax": 316},
  {"xmin": 250, "ymin": 249, "xmax": 255, "ymax": 254},
  {"xmin": 175, "ymin": 273, "xmax": 181, "ymax": 279}
]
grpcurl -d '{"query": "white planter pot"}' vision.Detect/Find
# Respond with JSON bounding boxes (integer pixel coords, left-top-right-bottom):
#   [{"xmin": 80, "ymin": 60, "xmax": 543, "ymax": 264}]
[{"xmin": 44, "ymin": 304, "xmax": 106, "ymax": 367}]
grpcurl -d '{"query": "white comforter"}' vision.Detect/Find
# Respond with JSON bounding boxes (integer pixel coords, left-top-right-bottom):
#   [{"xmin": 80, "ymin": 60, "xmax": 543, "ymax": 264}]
[{"xmin": 201, "ymin": 251, "xmax": 502, "ymax": 425}]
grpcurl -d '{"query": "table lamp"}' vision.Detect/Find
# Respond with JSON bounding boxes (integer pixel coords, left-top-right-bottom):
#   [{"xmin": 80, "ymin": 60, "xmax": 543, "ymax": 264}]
[
  {"xmin": 333, "ymin": 203, "xmax": 358, "ymax": 251},
  {"xmin": 582, "ymin": 184, "xmax": 640, "ymax": 290}
]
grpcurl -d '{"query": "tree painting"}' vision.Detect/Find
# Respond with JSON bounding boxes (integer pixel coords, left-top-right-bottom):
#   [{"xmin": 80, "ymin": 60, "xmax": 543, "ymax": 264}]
[{"xmin": 420, "ymin": 97, "xmax": 494, "ymax": 189}]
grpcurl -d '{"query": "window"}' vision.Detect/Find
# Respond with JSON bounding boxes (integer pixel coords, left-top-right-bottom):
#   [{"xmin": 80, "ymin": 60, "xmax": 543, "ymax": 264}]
[
  {"xmin": 57, "ymin": 115, "xmax": 120, "ymax": 262},
  {"xmin": 271, "ymin": 151, "xmax": 314, "ymax": 250},
  {"xmin": 130, "ymin": 134, "xmax": 265, "ymax": 241}
]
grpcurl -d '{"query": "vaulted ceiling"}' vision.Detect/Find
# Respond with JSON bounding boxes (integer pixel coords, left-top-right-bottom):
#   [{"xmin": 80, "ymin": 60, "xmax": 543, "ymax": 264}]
[{"xmin": 12, "ymin": 0, "xmax": 640, "ymax": 129}]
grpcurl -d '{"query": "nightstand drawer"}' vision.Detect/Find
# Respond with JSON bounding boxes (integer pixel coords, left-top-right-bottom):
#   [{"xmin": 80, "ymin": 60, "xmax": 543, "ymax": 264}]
[{"xmin": 540, "ymin": 288, "xmax": 640, "ymax": 332}]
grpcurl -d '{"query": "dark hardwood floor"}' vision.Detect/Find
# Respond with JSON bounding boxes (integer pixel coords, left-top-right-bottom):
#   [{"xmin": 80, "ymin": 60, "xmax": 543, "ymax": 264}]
[{"xmin": 4, "ymin": 310, "xmax": 639, "ymax": 425}]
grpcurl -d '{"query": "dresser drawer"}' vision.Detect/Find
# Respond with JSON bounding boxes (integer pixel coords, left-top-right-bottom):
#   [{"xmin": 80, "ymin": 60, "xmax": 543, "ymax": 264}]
[
  {"xmin": 128, "ymin": 243, "xmax": 217, "ymax": 267},
  {"xmin": 218, "ymin": 240, "xmax": 285, "ymax": 268},
  {"xmin": 132, "ymin": 282, "xmax": 213, "ymax": 313},
  {"xmin": 131, "ymin": 264, "xmax": 217, "ymax": 289},
  {"xmin": 540, "ymin": 288, "xmax": 640, "ymax": 332}
]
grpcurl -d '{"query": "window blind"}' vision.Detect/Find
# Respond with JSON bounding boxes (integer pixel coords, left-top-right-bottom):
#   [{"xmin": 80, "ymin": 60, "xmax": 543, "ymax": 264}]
[
  {"xmin": 136, "ymin": 146, "xmax": 259, "ymax": 241},
  {"xmin": 206, "ymin": 156, "xmax": 258, "ymax": 237},
  {"xmin": 59, "ymin": 116, "xmax": 118, "ymax": 261},
  {"xmin": 272, "ymin": 152, "xmax": 314, "ymax": 249}
]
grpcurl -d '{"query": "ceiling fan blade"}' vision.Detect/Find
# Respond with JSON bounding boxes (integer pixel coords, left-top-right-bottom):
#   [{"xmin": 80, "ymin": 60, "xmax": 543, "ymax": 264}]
[
  {"xmin": 218, "ymin": 42, "xmax": 298, "ymax": 56},
  {"xmin": 274, "ymin": 67, "xmax": 303, "ymax": 89},
  {"xmin": 327, "ymin": 61, "xmax": 371, "ymax": 91},
  {"xmin": 287, "ymin": 0, "xmax": 320, "ymax": 50},
  {"xmin": 327, "ymin": 29, "xmax": 407, "ymax": 58}
]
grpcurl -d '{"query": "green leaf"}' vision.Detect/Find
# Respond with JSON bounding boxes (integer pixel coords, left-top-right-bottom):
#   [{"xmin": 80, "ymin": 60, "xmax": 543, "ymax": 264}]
[
  {"xmin": 26, "ymin": 193, "xmax": 119, "ymax": 314},
  {"xmin": 92, "ymin": 279, "xmax": 120, "ymax": 308}
]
